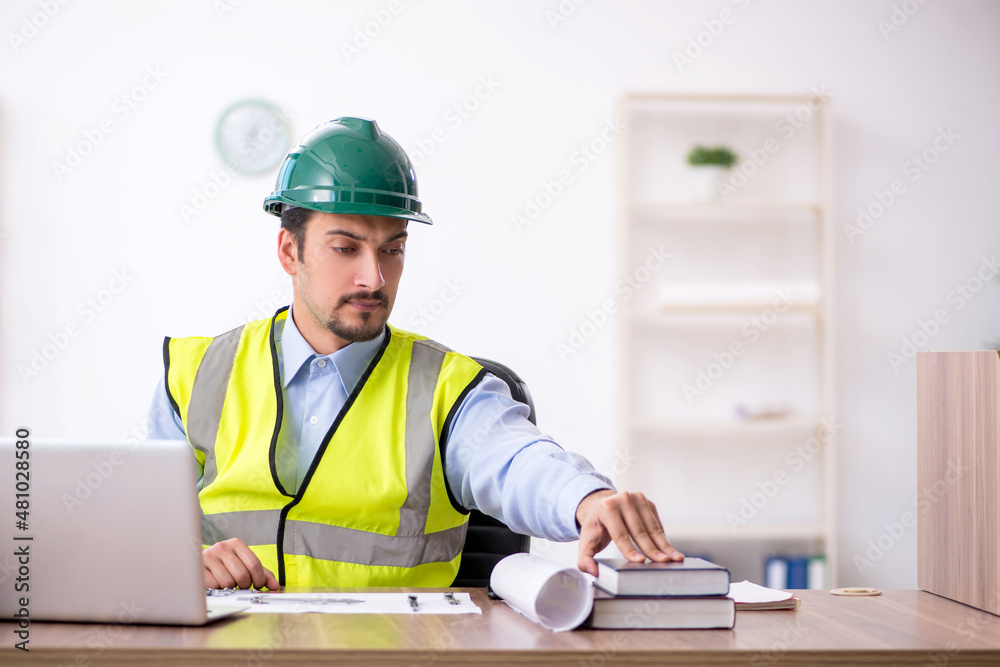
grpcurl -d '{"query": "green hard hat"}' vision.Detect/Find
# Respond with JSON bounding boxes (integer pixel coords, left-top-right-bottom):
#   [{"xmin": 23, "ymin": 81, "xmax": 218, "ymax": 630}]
[{"xmin": 263, "ymin": 116, "xmax": 431, "ymax": 224}]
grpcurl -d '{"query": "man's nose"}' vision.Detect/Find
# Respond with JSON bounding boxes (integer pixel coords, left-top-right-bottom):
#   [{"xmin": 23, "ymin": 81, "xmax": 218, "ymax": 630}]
[{"xmin": 355, "ymin": 250, "xmax": 385, "ymax": 291}]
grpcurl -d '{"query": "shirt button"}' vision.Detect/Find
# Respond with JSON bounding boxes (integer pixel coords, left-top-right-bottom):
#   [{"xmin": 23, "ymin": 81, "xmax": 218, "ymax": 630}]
[
  {"xmin": 310, "ymin": 416, "xmax": 318, "ymax": 425},
  {"xmin": 317, "ymin": 359, "xmax": 327, "ymax": 368}
]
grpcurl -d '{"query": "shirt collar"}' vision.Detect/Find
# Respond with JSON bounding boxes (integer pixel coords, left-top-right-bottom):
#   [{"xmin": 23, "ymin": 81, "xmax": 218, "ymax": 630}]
[{"xmin": 277, "ymin": 307, "xmax": 385, "ymax": 393}]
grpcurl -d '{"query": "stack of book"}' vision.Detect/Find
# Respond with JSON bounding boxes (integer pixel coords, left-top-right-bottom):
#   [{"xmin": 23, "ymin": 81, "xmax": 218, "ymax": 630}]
[{"xmin": 586, "ymin": 557, "xmax": 735, "ymax": 629}]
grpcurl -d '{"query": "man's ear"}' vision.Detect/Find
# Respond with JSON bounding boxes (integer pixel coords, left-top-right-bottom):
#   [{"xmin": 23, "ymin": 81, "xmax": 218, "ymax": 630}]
[{"xmin": 277, "ymin": 228, "xmax": 299, "ymax": 276}]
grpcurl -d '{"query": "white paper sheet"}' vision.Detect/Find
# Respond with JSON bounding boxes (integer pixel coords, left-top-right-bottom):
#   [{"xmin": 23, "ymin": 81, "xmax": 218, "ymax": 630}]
[
  {"xmin": 205, "ymin": 591, "xmax": 481, "ymax": 615},
  {"xmin": 728, "ymin": 580, "xmax": 795, "ymax": 603},
  {"xmin": 489, "ymin": 553, "xmax": 593, "ymax": 632}
]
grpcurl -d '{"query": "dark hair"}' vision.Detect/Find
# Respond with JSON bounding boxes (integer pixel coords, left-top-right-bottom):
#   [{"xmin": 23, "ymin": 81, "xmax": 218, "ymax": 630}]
[{"xmin": 280, "ymin": 206, "xmax": 314, "ymax": 261}]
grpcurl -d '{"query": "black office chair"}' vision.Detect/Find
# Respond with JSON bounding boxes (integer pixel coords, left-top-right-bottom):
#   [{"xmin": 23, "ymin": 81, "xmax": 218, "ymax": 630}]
[{"xmin": 450, "ymin": 357, "xmax": 534, "ymax": 588}]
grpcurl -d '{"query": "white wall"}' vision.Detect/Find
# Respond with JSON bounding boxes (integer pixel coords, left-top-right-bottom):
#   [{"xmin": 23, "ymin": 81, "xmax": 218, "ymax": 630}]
[{"xmin": 1, "ymin": 0, "xmax": 997, "ymax": 589}]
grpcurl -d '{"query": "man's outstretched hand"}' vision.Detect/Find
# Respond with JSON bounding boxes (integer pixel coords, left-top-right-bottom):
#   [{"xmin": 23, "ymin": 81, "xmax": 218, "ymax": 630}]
[
  {"xmin": 575, "ymin": 489, "xmax": 684, "ymax": 577},
  {"xmin": 203, "ymin": 537, "xmax": 279, "ymax": 590}
]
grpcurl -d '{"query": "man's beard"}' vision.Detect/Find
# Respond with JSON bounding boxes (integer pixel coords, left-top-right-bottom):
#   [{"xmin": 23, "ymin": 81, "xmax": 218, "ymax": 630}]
[{"xmin": 325, "ymin": 290, "xmax": 390, "ymax": 342}]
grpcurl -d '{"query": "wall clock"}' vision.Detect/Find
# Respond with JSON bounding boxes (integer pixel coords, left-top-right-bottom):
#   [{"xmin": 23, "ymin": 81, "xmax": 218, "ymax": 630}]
[{"xmin": 215, "ymin": 100, "xmax": 292, "ymax": 175}]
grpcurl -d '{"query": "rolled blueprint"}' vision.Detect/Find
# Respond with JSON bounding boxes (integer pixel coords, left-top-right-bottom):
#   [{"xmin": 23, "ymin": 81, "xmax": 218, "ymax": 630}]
[{"xmin": 489, "ymin": 553, "xmax": 593, "ymax": 632}]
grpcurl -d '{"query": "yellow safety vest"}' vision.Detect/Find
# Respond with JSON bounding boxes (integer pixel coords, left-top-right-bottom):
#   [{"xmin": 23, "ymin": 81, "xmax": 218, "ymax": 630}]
[{"xmin": 162, "ymin": 306, "xmax": 484, "ymax": 587}]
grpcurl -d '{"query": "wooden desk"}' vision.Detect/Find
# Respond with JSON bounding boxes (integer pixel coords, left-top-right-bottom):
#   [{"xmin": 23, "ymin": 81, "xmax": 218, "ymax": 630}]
[{"xmin": 4, "ymin": 589, "xmax": 1000, "ymax": 666}]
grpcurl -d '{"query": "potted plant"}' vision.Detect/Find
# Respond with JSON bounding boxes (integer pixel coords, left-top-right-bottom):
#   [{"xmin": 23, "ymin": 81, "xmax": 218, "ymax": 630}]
[{"xmin": 686, "ymin": 145, "xmax": 737, "ymax": 201}]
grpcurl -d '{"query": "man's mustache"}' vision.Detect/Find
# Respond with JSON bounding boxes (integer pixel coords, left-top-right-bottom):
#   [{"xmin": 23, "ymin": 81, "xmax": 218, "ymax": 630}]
[{"xmin": 338, "ymin": 291, "xmax": 389, "ymax": 307}]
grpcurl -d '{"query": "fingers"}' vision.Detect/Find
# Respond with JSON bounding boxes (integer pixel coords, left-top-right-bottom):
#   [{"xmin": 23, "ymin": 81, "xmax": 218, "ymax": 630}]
[
  {"xmin": 627, "ymin": 493, "xmax": 683, "ymax": 561},
  {"xmin": 575, "ymin": 490, "xmax": 615, "ymax": 576},
  {"xmin": 203, "ymin": 538, "xmax": 279, "ymax": 590},
  {"xmin": 576, "ymin": 525, "xmax": 610, "ymax": 577},
  {"xmin": 600, "ymin": 499, "xmax": 647, "ymax": 562},
  {"xmin": 576, "ymin": 491, "xmax": 684, "ymax": 576}
]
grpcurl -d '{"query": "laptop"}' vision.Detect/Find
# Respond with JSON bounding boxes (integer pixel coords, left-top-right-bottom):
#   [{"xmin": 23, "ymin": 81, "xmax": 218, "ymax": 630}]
[{"xmin": 0, "ymin": 438, "xmax": 246, "ymax": 624}]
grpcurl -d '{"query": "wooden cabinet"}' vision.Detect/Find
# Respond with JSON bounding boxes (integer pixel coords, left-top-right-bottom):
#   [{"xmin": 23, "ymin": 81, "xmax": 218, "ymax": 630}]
[{"xmin": 917, "ymin": 350, "xmax": 1000, "ymax": 615}]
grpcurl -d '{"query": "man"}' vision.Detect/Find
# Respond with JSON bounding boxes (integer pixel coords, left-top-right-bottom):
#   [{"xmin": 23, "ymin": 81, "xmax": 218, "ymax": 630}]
[{"xmin": 149, "ymin": 116, "xmax": 682, "ymax": 590}]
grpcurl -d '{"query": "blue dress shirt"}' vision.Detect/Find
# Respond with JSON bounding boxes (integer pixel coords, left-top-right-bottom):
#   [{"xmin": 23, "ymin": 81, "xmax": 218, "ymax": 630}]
[{"xmin": 148, "ymin": 309, "xmax": 614, "ymax": 541}]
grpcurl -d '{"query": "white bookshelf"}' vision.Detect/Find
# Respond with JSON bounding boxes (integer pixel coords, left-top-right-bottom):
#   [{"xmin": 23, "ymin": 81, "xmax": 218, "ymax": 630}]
[{"xmin": 614, "ymin": 92, "xmax": 836, "ymax": 586}]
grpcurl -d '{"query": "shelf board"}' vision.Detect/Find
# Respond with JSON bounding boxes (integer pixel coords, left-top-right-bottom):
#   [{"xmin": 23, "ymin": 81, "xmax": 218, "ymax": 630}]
[
  {"xmin": 655, "ymin": 281, "xmax": 821, "ymax": 314},
  {"xmin": 630, "ymin": 310, "xmax": 818, "ymax": 328},
  {"xmin": 629, "ymin": 200, "xmax": 820, "ymax": 220},
  {"xmin": 664, "ymin": 524, "xmax": 827, "ymax": 541},
  {"xmin": 622, "ymin": 93, "xmax": 829, "ymax": 116},
  {"xmin": 632, "ymin": 416, "xmax": 820, "ymax": 439},
  {"xmin": 657, "ymin": 301, "xmax": 821, "ymax": 315}
]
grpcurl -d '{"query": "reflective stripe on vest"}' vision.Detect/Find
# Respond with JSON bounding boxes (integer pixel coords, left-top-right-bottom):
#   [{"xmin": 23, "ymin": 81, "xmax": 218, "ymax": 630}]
[
  {"xmin": 187, "ymin": 325, "xmax": 244, "ymax": 489},
  {"xmin": 165, "ymin": 308, "xmax": 483, "ymax": 586},
  {"xmin": 200, "ymin": 509, "xmax": 467, "ymax": 568}
]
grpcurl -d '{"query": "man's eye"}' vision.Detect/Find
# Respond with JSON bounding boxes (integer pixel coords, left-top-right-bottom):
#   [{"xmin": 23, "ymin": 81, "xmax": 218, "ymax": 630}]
[
  {"xmin": 383, "ymin": 247, "xmax": 405, "ymax": 256},
  {"xmin": 333, "ymin": 247, "xmax": 355, "ymax": 254}
]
